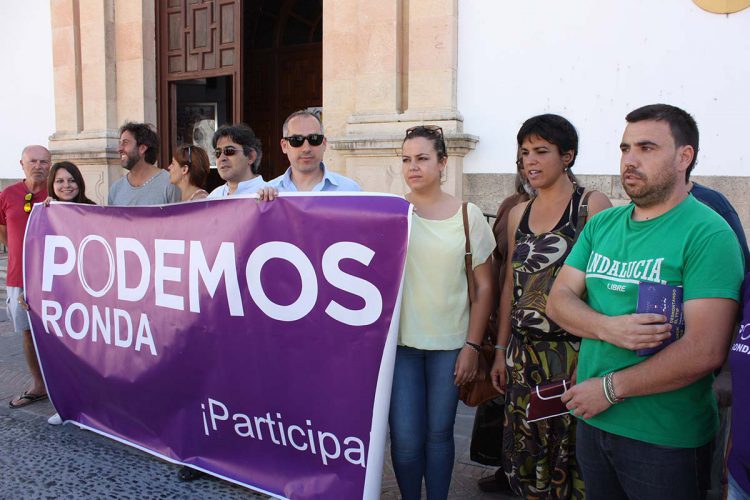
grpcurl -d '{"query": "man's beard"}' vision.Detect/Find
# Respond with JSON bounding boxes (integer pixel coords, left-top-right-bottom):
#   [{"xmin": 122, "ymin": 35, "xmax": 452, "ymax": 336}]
[
  {"xmin": 622, "ymin": 167, "xmax": 678, "ymax": 208},
  {"xmin": 122, "ymin": 150, "xmax": 140, "ymax": 171}
]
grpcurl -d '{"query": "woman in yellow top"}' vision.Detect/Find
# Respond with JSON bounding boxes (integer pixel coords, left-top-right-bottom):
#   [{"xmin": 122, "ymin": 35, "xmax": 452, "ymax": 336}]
[{"xmin": 390, "ymin": 125, "xmax": 495, "ymax": 499}]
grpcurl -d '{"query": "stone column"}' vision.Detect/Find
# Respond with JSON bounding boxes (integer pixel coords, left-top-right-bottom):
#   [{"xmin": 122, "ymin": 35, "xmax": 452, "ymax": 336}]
[
  {"xmin": 48, "ymin": 0, "xmax": 156, "ymax": 204},
  {"xmin": 324, "ymin": 0, "xmax": 476, "ymax": 197}
]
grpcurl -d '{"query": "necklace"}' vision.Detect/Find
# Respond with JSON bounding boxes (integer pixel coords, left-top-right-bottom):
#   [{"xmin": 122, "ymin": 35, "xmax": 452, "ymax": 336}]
[{"xmin": 128, "ymin": 171, "xmax": 160, "ymax": 188}]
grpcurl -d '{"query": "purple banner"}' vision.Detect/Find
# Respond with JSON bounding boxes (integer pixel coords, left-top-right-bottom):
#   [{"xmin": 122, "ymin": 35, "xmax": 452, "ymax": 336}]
[{"xmin": 23, "ymin": 193, "xmax": 410, "ymax": 499}]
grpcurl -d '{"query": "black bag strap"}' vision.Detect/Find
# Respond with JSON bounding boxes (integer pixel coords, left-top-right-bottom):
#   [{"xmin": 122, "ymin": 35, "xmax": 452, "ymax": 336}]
[{"xmin": 462, "ymin": 202, "xmax": 477, "ymax": 304}]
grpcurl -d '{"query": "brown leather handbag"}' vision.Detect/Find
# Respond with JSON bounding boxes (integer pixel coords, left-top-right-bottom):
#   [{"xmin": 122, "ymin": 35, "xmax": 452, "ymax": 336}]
[
  {"xmin": 458, "ymin": 202, "xmax": 502, "ymax": 407},
  {"xmin": 459, "ymin": 341, "xmax": 501, "ymax": 407}
]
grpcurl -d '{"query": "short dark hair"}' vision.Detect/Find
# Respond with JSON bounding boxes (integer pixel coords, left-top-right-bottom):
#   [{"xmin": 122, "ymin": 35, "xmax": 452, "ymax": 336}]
[
  {"xmin": 212, "ymin": 123, "xmax": 263, "ymax": 174},
  {"xmin": 119, "ymin": 122, "xmax": 159, "ymax": 165},
  {"xmin": 48, "ymin": 161, "xmax": 96, "ymax": 204},
  {"xmin": 625, "ymin": 104, "xmax": 699, "ymax": 180},
  {"xmin": 517, "ymin": 114, "xmax": 579, "ymax": 169},
  {"xmin": 282, "ymin": 110, "xmax": 324, "ymax": 136},
  {"xmin": 174, "ymin": 144, "xmax": 210, "ymax": 189}
]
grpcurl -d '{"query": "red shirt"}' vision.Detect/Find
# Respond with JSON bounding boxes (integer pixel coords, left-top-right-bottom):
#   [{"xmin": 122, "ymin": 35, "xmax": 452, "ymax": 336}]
[{"xmin": 0, "ymin": 181, "xmax": 48, "ymax": 287}]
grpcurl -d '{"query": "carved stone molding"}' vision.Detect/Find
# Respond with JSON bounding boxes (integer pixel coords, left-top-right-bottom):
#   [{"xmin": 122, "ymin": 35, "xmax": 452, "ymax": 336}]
[
  {"xmin": 328, "ymin": 133, "xmax": 478, "ymax": 198},
  {"xmin": 329, "ymin": 133, "xmax": 478, "ymax": 157}
]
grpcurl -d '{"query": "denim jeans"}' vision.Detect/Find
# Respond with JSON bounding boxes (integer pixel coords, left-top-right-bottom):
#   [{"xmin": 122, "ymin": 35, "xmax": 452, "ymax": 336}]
[
  {"xmin": 576, "ymin": 421, "xmax": 712, "ymax": 500},
  {"xmin": 729, "ymin": 473, "xmax": 750, "ymax": 500},
  {"xmin": 389, "ymin": 346, "xmax": 460, "ymax": 500}
]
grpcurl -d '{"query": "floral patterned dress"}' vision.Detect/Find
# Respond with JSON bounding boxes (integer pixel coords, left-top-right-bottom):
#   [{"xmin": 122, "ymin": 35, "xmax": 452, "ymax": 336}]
[{"xmin": 502, "ymin": 186, "xmax": 586, "ymax": 500}]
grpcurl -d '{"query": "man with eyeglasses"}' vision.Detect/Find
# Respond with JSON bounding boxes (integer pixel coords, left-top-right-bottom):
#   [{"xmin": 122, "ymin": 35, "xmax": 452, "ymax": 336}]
[
  {"xmin": 178, "ymin": 122, "xmax": 266, "ymax": 483},
  {"xmin": 108, "ymin": 122, "xmax": 181, "ymax": 206},
  {"xmin": 207, "ymin": 123, "xmax": 266, "ymax": 198},
  {"xmin": 0, "ymin": 145, "xmax": 51, "ymax": 408},
  {"xmin": 267, "ymin": 110, "xmax": 360, "ymax": 193}
]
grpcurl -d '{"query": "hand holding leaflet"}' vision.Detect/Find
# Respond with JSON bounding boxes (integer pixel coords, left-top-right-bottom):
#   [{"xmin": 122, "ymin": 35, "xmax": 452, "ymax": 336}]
[{"xmin": 635, "ymin": 282, "xmax": 685, "ymax": 356}]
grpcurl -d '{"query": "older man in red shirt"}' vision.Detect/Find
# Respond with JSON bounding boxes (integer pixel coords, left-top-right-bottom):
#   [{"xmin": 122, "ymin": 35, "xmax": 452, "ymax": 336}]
[{"xmin": 0, "ymin": 145, "xmax": 50, "ymax": 408}]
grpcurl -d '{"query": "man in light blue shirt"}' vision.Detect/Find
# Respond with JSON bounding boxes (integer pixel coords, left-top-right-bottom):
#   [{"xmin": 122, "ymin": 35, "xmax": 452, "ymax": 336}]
[
  {"xmin": 267, "ymin": 110, "xmax": 361, "ymax": 193},
  {"xmin": 207, "ymin": 123, "xmax": 266, "ymax": 198}
]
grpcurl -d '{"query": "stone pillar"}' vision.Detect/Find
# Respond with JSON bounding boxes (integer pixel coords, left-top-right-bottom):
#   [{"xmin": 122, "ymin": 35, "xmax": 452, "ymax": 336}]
[
  {"xmin": 324, "ymin": 0, "xmax": 476, "ymax": 198},
  {"xmin": 48, "ymin": 0, "xmax": 156, "ymax": 204},
  {"xmin": 114, "ymin": 0, "xmax": 157, "ymax": 126},
  {"xmin": 352, "ymin": 1, "xmax": 404, "ymax": 117},
  {"xmin": 405, "ymin": 0, "xmax": 458, "ymax": 118}
]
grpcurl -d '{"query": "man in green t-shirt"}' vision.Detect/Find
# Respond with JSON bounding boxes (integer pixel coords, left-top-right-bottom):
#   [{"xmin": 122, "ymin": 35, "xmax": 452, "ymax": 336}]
[{"xmin": 547, "ymin": 104, "xmax": 743, "ymax": 500}]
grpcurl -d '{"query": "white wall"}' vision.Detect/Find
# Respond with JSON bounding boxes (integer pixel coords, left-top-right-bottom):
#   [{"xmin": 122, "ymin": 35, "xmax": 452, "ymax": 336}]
[
  {"xmin": 458, "ymin": 0, "xmax": 750, "ymax": 176},
  {"xmin": 0, "ymin": 1, "xmax": 55, "ymax": 179}
]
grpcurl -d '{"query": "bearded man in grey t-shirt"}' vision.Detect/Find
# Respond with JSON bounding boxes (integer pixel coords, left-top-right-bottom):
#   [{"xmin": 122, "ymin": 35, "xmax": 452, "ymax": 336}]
[{"xmin": 108, "ymin": 122, "xmax": 180, "ymax": 205}]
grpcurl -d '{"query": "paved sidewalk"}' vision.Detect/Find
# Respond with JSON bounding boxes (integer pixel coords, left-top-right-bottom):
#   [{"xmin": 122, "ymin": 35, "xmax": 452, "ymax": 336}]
[{"xmin": 0, "ymin": 252, "xmax": 514, "ymax": 498}]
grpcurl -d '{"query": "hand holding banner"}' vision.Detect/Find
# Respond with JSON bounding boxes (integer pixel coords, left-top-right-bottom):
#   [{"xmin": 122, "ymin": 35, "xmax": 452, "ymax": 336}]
[{"xmin": 24, "ymin": 193, "xmax": 411, "ymax": 499}]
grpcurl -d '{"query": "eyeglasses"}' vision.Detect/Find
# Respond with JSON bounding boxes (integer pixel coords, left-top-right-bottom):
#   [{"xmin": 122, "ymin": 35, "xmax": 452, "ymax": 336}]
[
  {"xmin": 186, "ymin": 146, "xmax": 192, "ymax": 167},
  {"xmin": 405, "ymin": 125, "xmax": 444, "ymax": 139},
  {"xmin": 283, "ymin": 134, "xmax": 325, "ymax": 148},
  {"xmin": 23, "ymin": 192, "xmax": 33, "ymax": 213},
  {"xmin": 214, "ymin": 146, "xmax": 241, "ymax": 159}
]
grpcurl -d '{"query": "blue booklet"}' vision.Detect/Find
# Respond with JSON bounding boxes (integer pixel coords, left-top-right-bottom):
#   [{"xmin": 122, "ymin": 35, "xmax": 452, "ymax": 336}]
[{"xmin": 635, "ymin": 282, "xmax": 685, "ymax": 356}]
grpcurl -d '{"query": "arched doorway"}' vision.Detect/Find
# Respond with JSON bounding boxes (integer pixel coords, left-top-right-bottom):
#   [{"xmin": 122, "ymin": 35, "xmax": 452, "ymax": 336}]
[
  {"xmin": 156, "ymin": 0, "xmax": 322, "ymax": 188},
  {"xmin": 244, "ymin": 0, "xmax": 322, "ymax": 180}
]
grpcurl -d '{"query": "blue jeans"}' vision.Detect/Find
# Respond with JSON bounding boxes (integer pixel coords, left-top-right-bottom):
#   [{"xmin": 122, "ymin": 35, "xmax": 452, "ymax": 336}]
[
  {"xmin": 389, "ymin": 346, "xmax": 460, "ymax": 500},
  {"xmin": 576, "ymin": 421, "xmax": 712, "ymax": 500},
  {"xmin": 729, "ymin": 473, "xmax": 750, "ymax": 500}
]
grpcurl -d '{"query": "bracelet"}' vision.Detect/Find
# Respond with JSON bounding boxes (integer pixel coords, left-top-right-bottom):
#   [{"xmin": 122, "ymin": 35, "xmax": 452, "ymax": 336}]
[
  {"xmin": 602, "ymin": 376, "xmax": 615, "ymax": 405},
  {"xmin": 607, "ymin": 372, "xmax": 624, "ymax": 403},
  {"xmin": 603, "ymin": 372, "xmax": 624, "ymax": 404},
  {"xmin": 464, "ymin": 341, "xmax": 481, "ymax": 353},
  {"xmin": 494, "ymin": 344, "xmax": 507, "ymax": 351}
]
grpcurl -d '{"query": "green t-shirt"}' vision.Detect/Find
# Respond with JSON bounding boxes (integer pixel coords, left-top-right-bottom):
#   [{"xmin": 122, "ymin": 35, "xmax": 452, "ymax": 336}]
[{"xmin": 566, "ymin": 194, "xmax": 743, "ymax": 447}]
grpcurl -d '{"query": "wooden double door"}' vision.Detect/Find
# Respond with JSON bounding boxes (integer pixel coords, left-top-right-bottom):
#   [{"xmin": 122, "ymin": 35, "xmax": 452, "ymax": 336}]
[{"xmin": 156, "ymin": 0, "xmax": 322, "ymax": 185}]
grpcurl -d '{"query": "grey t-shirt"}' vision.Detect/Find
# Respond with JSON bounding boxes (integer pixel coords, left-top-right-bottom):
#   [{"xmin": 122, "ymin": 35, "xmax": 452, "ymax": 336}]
[{"xmin": 108, "ymin": 170, "xmax": 181, "ymax": 206}]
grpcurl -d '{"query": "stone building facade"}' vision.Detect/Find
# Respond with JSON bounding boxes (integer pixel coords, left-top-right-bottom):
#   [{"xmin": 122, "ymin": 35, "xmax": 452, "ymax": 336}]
[
  {"xmin": 47, "ymin": 0, "xmax": 749, "ymax": 237},
  {"xmin": 48, "ymin": 0, "xmax": 479, "ymax": 204}
]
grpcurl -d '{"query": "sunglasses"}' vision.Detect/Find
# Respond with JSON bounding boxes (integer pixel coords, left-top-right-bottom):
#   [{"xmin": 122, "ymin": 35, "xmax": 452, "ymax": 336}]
[
  {"xmin": 404, "ymin": 125, "xmax": 448, "ymax": 155},
  {"xmin": 214, "ymin": 146, "xmax": 243, "ymax": 159},
  {"xmin": 23, "ymin": 192, "xmax": 33, "ymax": 213},
  {"xmin": 283, "ymin": 134, "xmax": 325, "ymax": 148},
  {"xmin": 405, "ymin": 125, "xmax": 444, "ymax": 139}
]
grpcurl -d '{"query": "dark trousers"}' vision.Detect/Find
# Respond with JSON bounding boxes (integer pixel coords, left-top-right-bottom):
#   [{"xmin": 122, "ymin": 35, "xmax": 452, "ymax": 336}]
[{"xmin": 576, "ymin": 421, "xmax": 712, "ymax": 500}]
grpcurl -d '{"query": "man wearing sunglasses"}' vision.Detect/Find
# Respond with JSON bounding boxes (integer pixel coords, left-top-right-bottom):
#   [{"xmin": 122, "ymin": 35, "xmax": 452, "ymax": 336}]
[
  {"xmin": 207, "ymin": 123, "xmax": 266, "ymax": 198},
  {"xmin": 0, "ymin": 145, "xmax": 51, "ymax": 408},
  {"xmin": 266, "ymin": 110, "xmax": 360, "ymax": 194}
]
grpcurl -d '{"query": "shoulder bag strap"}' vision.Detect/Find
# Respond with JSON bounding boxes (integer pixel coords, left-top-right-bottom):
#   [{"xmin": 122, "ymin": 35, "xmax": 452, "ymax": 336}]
[
  {"xmin": 573, "ymin": 190, "xmax": 594, "ymax": 244},
  {"xmin": 462, "ymin": 202, "xmax": 477, "ymax": 304}
]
